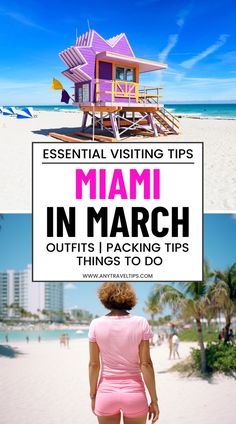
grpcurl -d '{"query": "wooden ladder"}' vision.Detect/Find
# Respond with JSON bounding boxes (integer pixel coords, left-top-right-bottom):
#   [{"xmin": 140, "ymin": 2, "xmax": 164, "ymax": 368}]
[
  {"xmin": 139, "ymin": 111, "xmax": 168, "ymax": 136},
  {"xmin": 138, "ymin": 96, "xmax": 180, "ymax": 135},
  {"xmin": 153, "ymin": 108, "xmax": 180, "ymax": 135}
]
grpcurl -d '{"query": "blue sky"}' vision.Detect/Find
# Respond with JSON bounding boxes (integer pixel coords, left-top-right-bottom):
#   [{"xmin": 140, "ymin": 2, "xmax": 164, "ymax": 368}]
[
  {"xmin": 0, "ymin": 0, "xmax": 236, "ymax": 104},
  {"xmin": 0, "ymin": 213, "xmax": 235, "ymax": 316}
]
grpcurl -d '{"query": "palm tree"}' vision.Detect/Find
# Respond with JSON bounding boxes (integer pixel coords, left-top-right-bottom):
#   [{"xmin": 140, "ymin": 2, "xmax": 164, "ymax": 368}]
[
  {"xmin": 204, "ymin": 300, "xmax": 218, "ymax": 331},
  {"xmin": 211, "ymin": 263, "xmax": 236, "ymax": 340},
  {"xmin": 156, "ymin": 315, "xmax": 172, "ymax": 326},
  {"xmin": 75, "ymin": 310, "xmax": 84, "ymax": 322},
  {"xmin": 150, "ymin": 261, "xmax": 214, "ymax": 373},
  {"xmin": 144, "ymin": 294, "xmax": 163, "ymax": 328},
  {"xmin": 42, "ymin": 309, "xmax": 50, "ymax": 321},
  {"xmin": 19, "ymin": 307, "xmax": 31, "ymax": 318},
  {"xmin": 88, "ymin": 313, "xmax": 94, "ymax": 322},
  {"xmin": 8, "ymin": 303, "xmax": 21, "ymax": 317}
]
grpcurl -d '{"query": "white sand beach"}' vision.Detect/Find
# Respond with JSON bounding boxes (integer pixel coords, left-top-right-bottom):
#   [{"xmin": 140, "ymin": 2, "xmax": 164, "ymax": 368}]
[
  {"xmin": 0, "ymin": 339, "xmax": 235, "ymax": 424},
  {"xmin": 0, "ymin": 110, "xmax": 236, "ymax": 212}
]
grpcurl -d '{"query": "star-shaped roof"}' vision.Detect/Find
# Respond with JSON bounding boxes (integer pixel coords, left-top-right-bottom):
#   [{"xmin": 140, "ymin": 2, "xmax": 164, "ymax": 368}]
[{"xmin": 60, "ymin": 30, "xmax": 135, "ymax": 83}]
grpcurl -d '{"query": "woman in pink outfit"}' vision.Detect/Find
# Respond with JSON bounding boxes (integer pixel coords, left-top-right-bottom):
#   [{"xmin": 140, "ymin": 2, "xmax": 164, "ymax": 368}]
[{"xmin": 88, "ymin": 282, "xmax": 159, "ymax": 424}]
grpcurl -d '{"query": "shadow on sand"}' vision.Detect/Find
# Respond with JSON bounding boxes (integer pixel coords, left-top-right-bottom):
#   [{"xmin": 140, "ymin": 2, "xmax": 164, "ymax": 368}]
[
  {"xmin": 166, "ymin": 361, "xmax": 236, "ymax": 383},
  {"xmin": 32, "ymin": 126, "xmax": 84, "ymax": 137},
  {"xmin": 0, "ymin": 344, "xmax": 25, "ymax": 358}
]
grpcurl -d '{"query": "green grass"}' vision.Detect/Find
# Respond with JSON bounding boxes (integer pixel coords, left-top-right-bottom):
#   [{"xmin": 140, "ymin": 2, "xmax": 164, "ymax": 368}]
[
  {"xmin": 168, "ymin": 357, "xmax": 196, "ymax": 375},
  {"xmin": 179, "ymin": 327, "xmax": 218, "ymax": 343}
]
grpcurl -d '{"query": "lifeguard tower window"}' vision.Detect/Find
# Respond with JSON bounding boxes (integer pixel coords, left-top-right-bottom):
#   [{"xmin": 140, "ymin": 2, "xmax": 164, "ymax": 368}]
[
  {"xmin": 115, "ymin": 66, "xmax": 135, "ymax": 82},
  {"xmin": 78, "ymin": 83, "xmax": 90, "ymax": 102}
]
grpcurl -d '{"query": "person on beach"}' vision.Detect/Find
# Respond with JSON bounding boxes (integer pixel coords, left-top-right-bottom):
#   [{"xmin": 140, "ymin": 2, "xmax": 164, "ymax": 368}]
[
  {"xmin": 228, "ymin": 329, "xmax": 234, "ymax": 343},
  {"xmin": 168, "ymin": 334, "xmax": 173, "ymax": 360},
  {"xmin": 220, "ymin": 327, "xmax": 226, "ymax": 342},
  {"xmin": 65, "ymin": 333, "xmax": 70, "ymax": 348},
  {"xmin": 172, "ymin": 333, "xmax": 180, "ymax": 359},
  {"xmin": 59, "ymin": 334, "xmax": 66, "ymax": 347},
  {"xmin": 88, "ymin": 282, "xmax": 159, "ymax": 424}
]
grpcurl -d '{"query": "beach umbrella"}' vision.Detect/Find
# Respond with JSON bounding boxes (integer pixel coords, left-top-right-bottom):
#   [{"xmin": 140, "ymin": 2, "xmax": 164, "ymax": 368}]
[
  {"xmin": 16, "ymin": 107, "xmax": 34, "ymax": 119},
  {"xmin": 5, "ymin": 107, "xmax": 17, "ymax": 115},
  {"xmin": 1, "ymin": 107, "xmax": 15, "ymax": 116}
]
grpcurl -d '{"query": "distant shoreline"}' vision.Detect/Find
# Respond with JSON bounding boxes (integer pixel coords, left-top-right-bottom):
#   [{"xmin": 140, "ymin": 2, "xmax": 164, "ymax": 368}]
[
  {"xmin": 0, "ymin": 325, "xmax": 90, "ymax": 343},
  {"xmin": 177, "ymin": 115, "xmax": 236, "ymax": 120},
  {"xmin": 2, "ymin": 103, "xmax": 236, "ymax": 119}
]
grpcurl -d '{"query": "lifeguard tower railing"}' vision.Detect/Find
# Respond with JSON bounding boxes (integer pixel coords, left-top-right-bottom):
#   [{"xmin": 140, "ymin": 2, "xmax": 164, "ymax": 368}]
[
  {"xmin": 94, "ymin": 79, "xmax": 163, "ymax": 104},
  {"xmin": 94, "ymin": 79, "xmax": 179, "ymax": 134}
]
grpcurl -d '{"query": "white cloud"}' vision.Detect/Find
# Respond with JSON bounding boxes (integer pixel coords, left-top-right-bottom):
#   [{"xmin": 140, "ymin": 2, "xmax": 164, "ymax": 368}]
[
  {"xmin": 181, "ymin": 34, "xmax": 229, "ymax": 69},
  {"xmin": 158, "ymin": 4, "xmax": 192, "ymax": 63},
  {"xmin": 184, "ymin": 76, "xmax": 236, "ymax": 84},
  {"xmin": 0, "ymin": 77, "xmax": 72, "ymax": 105},
  {"xmin": 0, "ymin": 8, "xmax": 50, "ymax": 32},
  {"xmin": 164, "ymin": 68, "xmax": 185, "ymax": 81},
  {"xmin": 64, "ymin": 283, "xmax": 77, "ymax": 290},
  {"xmin": 177, "ymin": 3, "xmax": 192, "ymax": 29},
  {"xmin": 218, "ymin": 50, "xmax": 236, "ymax": 66},
  {"xmin": 158, "ymin": 34, "xmax": 179, "ymax": 63},
  {"xmin": 141, "ymin": 71, "xmax": 236, "ymax": 102},
  {"xmin": 0, "ymin": 79, "xmax": 49, "ymax": 90}
]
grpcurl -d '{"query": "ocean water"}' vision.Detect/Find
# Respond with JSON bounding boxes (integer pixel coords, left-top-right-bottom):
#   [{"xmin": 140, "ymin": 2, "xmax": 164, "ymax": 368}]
[
  {"xmin": 33, "ymin": 105, "xmax": 78, "ymax": 112},
  {"xmin": 0, "ymin": 328, "xmax": 89, "ymax": 343},
  {"xmin": 1, "ymin": 105, "xmax": 78, "ymax": 112},
  {"xmin": 165, "ymin": 103, "xmax": 236, "ymax": 118},
  {"xmin": 3, "ymin": 104, "xmax": 236, "ymax": 118}
]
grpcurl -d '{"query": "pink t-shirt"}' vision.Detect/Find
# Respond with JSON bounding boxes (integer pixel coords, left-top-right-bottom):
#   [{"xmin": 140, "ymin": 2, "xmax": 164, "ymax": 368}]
[{"xmin": 88, "ymin": 315, "xmax": 153, "ymax": 377}]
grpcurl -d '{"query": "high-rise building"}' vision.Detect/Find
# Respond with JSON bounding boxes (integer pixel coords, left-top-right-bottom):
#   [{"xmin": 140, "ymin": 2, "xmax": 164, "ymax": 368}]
[{"xmin": 0, "ymin": 264, "xmax": 64, "ymax": 318}]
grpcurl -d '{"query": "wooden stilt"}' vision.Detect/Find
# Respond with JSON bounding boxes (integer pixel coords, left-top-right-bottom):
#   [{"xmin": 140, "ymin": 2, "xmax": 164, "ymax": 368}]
[
  {"xmin": 100, "ymin": 112, "xmax": 103, "ymax": 130},
  {"xmin": 109, "ymin": 112, "xmax": 120, "ymax": 140},
  {"xmin": 148, "ymin": 112, "xmax": 158, "ymax": 137},
  {"xmin": 81, "ymin": 112, "xmax": 88, "ymax": 132}
]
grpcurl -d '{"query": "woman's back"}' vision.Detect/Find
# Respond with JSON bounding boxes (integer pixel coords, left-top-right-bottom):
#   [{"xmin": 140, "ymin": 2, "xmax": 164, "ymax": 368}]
[{"xmin": 89, "ymin": 315, "xmax": 153, "ymax": 377}]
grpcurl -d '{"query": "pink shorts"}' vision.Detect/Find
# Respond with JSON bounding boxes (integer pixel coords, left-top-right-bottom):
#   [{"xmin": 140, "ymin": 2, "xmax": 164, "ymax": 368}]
[{"xmin": 95, "ymin": 375, "xmax": 148, "ymax": 418}]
